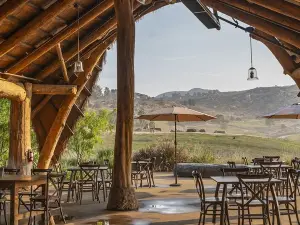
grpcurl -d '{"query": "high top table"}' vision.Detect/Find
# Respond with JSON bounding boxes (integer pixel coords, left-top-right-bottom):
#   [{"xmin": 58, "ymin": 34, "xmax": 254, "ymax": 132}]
[
  {"xmin": 211, "ymin": 176, "xmax": 282, "ymax": 225},
  {"xmin": 0, "ymin": 175, "xmax": 47, "ymax": 225}
]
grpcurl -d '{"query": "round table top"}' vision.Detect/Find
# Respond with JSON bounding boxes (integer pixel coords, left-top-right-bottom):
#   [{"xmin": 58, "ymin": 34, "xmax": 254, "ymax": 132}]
[{"xmin": 67, "ymin": 166, "xmax": 108, "ymax": 171}]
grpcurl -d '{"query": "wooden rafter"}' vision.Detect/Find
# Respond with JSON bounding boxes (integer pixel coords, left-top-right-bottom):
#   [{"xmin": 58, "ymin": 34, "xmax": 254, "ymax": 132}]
[
  {"xmin": 37, "ymin": 40, "xmax": 112, "ymax": 169},
  {"xmin": 35, "ymin": 18, "xmax": 117, "ymax": 80},
  {"xmin": 32, "ymin": 84, "xmax": 77, "ymax": 95},
  {"xmin": 32, "ymin": 95, "xmax": 52, "ymax": 119},
  {"xmin": 6, "ymin": 0, "xmax": 114, "ymax": 74},
  {"xmin": 219, "ymin": 0, "xmax": 300, "ymax": 32},
  {"xmin": 56, "ymin": 44, "xmax": 69, "ymax": 83},
  {"xmin": 247, "ymin": 0, "xmax": 300, "ymax": 21},
  {"xmin": 252, "ymin": 30, "xmax": 297, "ymax": 75},
  {"xmin": 0, "ymin": 0, "xmax": 75, "ymax": 58},
  {"xmin": 202, "ymin": 0, "xmax": 300, "ymax": 48},
  {"xmin": 0, "ymin": 0, "xmax": 29, "ymax": 23}
]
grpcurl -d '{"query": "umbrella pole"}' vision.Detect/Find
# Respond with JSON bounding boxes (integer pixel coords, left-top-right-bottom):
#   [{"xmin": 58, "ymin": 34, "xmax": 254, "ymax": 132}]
[{"xmin": 170, "ymin": 115, "xmax": 180, "ymax": 186}]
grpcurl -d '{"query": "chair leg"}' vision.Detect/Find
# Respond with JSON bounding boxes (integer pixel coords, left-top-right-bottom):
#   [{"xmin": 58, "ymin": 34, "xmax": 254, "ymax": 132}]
[
  {"xmin": 242, "ymin": 208, "xmax": 245, "ymax": 225},
  {"xmin": 295, "ymin": 204, "xmax": 300, "ymax": 224},
  {"xmin": 247, "ymin": 206, "xmax": 252, "ymax": 225},
  {"xmin": 272, "ymin": 203, "xmax": 275, "ymax": 225},
  {"xmin": 225, "ymin": 203, "xmax": 230, "ymax": 225},
  {"xmin": 238, "ymin": 206, "xmax": 241, "ymax": 225},
  {"xmin": 3, "ymin": 202, "xmax": 7, "ymax": 225},
  {"xmin": 286, "ymin": 203, "xmax": 292, "ymax": 225},
  {"xmin": 198, "ymin": 211, "xmax": 202, "ymax": 225},
  {"xmin": 58, "ymin": 201, "xmax": 66, "ymax": 224}
]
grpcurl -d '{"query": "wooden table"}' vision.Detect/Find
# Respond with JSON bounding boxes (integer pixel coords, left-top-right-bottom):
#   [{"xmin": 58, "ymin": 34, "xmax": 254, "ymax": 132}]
[
  {"xmin": 211, "ymin": 176, "xmax": 282, "ymax": 225},
  {"xmin": 0, "ymin": 175, "xmax": 47, "ymax": 225},
  {"xmin": 66, "ymin": 166, "xmax": 108, "ymax": 202}
]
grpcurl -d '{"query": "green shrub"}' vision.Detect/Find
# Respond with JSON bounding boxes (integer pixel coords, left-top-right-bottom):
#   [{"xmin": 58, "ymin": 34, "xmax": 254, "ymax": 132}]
[{"xmin": 95, "ymin": 149, "xmax": 114, "ymax": 167}]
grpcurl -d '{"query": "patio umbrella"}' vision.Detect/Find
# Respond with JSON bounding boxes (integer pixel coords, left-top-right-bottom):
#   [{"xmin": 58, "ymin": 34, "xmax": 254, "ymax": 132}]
[
  {"xmin": 263, "ymin": 103, "xmax": 300, "ymax": 119},
  {"xmin": 136, "ymin": 106, "xmax": 216, "ymax": 186}
]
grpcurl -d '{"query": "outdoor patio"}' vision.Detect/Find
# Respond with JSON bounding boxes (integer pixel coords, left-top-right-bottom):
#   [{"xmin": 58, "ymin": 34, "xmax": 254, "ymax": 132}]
[{"xmin": 46, "ymin": 172, "xmax": 297, "ymax": 225}]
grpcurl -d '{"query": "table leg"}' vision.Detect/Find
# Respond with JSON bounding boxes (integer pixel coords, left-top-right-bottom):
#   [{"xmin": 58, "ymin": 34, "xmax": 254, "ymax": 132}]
[
  {"xmin": 67, "ymin": 171, "xmax": 75, "ymax": 202},
  {"xmin": 41, "ymin": 183, "xmax": 47, "ymax": 225},
  {"xmin": 10, "ymin": 183, "xmax": 19, "ymax": 225},
  {"xmin": 220, "ymin": 184, "xmax": 227, "ymax": 225},
  {"xmin": 271, "ymin": 183, "xmax": 282, "ymax": 225},
  {"xmin": 101, "ymin": 170, "xmax": 107, "ymax": 202},
  {"xmin": 212, "ymin": 183, "xmax": 220, "ymax": 223}
]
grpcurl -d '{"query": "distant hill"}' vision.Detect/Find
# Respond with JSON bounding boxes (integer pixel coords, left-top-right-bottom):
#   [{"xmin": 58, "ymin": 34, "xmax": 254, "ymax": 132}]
[{"xmin": 89, "ymin": 85, "xmax": 299, "ymax": 118}]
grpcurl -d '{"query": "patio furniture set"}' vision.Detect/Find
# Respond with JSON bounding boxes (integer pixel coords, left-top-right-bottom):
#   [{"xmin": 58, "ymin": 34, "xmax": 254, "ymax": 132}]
[
  {"xmin": 131, "ymin": 158, "xmax": 156, "ymax": 189},
  {"xmin": 0, "ymin": 161, "xmax": 111, "ymax": 225},
  {"xmin": 193, "ymin": 156, "xmax": 300, "ymax": 225}
]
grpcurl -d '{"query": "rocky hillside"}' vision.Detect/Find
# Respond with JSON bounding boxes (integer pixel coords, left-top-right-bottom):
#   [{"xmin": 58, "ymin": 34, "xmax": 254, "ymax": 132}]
[{"xmin": 89, "ymin": 85, "xmax": 299, "ymax": 118}]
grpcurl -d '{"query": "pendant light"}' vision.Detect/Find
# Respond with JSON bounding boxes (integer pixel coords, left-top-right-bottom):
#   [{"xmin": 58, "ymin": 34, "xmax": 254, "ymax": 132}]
[
  {"xmin": 74, "ymin": 3, "xmax": 84, "ymax": 73},
  {"xmin": 247, "ymin": 34, "xmax": 258, "ymax": 81}
]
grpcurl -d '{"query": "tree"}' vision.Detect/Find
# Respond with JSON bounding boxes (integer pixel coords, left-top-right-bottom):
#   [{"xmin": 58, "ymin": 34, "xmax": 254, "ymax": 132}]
[
  {"xmin": 0, "ymin": 99, "xmax": 10, "ymax": 165},
  {"xmin": 67, "ymin": 109, "xmax": 113, "ymax": 164},
  {"xmin": 104, "ymin": 87, "xmax": 110, "ymax": 96}
]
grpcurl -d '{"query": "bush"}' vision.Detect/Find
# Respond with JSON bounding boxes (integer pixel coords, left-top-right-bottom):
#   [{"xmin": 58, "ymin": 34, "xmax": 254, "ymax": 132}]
[
  {"xmin": 186, "ymin": 128, "xmax": 197, "ymax": 132},
  {"xmin": 95, "ymin": 149, "xmax": 114, "ymax": 167},
  {"xmin": 214, "ymin": 130, "xmax": 226, "ymax": 134},
  {"xmin": 199, "ymin": 129, "xmax": 206, "ymax": 133},
  {"xmin": 133, "ymin": 139, "xmax": 189, "ymax": 171}
]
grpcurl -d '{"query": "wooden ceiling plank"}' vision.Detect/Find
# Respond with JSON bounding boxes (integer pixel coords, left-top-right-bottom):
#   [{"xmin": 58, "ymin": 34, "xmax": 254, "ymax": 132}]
[
  {"xmin": 202, "ymin": 0, "xmax": 300, "ymax": 48},
  {"xmin": 0, "ymin": 0, "xmax": 30, "ymax": 23},
  {"xmin": 56, "ymin": 43, "xmax": 69, "ymax": 83},
  {"xmin": 247, "ymin": 0, "xmax": 300, "ymax": 21},
  {"xmin": 32, "ymin": 84, "xmax": 77, "ymax": 95},
  {"xmin": 220, "ymin": 0, "xmax": 300, "ymax": 32},
  {"xmin": 6, "ymin": 0, "xmax": 114, "ymax": 74},
  {"xmin": 0, "ymin": 0, "xmax": 76, "ymax": 59}
]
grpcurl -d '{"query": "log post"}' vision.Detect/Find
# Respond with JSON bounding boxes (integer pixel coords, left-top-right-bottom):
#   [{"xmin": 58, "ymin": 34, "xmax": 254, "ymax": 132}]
[
  {"xmin": 107, "ymin": 0, "xmax": 138, "ymax": 210},
  {"xmin": 8, "ymin": 83, "xmax": 32, "ymax": 174},
  {"xmin": 0, "ymin": 79, "xmax": 26, "ymax": 101}
]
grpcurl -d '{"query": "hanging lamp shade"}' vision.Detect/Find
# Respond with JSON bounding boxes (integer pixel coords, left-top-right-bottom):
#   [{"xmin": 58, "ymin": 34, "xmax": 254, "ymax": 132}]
[
  {"xmin": 74, "ymin": 60, "xmax": 84, "ymax": 73},
  {"xmin": 247, "ymin": 67, "xmax": 258, "ymax": 80}
]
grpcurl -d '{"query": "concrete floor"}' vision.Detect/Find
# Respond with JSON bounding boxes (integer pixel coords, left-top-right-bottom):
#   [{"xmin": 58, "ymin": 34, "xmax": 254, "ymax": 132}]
[{"xmin": 41, "ymin": 172, "xmax": 299, "ymax": 225}]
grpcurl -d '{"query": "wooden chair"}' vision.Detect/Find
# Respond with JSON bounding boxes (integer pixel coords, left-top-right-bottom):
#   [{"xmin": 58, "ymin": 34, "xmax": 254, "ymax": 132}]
[
  {"xmin": 77, "ymin": 164, "xmax": 100, "ymax": 204},
  {"xmin": 131, "ymin": 161, "xmax": 150, "ymax": 189},
  {"xmin": 252, "ymin": 158, "xmax": 265, "ymax": 165},
  {"xmin": 227, "ymin": 161, "xmax": 236, "ymax": 168},
  {"xmin": 192, "ymin": 170, "xmax": 229, "ymax": 225},
  {"xmin": 269, "ymin": 169, "xmax": 300, "ymax": 225},
  {"xmin": 236, "ymin": 174, "xmax": 272, "ymax": 225},
  {"xmin": 28, "ymin": 172, "xmax": 67, "ymax": 224},
  {"xmin": 242, "ymin": 157, "xmax": 249, "ymax": 165},
  {"xmin": 0, "ymin": 194, "xmax": 7, "ymax": 225}
]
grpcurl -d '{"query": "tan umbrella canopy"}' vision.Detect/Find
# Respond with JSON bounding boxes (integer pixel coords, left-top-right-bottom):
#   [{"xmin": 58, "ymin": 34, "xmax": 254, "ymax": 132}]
[
  {"xmin": 136, "ymin": 106, "xmax": 216, "ymax": 186},
  {"xmin": 263, "ymin": 103, "xmax": 300, "ymax": 119}
]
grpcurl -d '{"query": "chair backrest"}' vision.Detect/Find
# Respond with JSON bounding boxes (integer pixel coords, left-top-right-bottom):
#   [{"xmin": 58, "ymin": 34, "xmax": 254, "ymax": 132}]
[
  {"xmin": 4, "ymin": 168, "xmax": 20, "ymax": 175},
  {"xmin": 291, "ymin": 158, "xmax": 300, "ymax": 169},
  {"xmin": 227, "ymin": 161, "xmax": 236, "ymax": 168},
  {"xmin": 237, "ymin": 174, "xmax": 272, "ymax": 206},
  {"xmin": 252, "ymin": 158, "xmax": 265, "ymax": 165},
  {"xmin": 79, "ymin": 164, "xmax": 100, "ymax": 183},
  {"xmin": 286, "ymin": 169, "xmax": 300, "ymax": 200},
  {"xmin": 48, "ymin": 172, "xmax": 66, "ymax": 200},
  {"xmin": 221, "ymin": 167, "xmax": 250, "ymax": 176},
  {"xmin": 263, "ymin": 156, "xmax": 280, "ymax": 162},
  {"xmin": 259, "ymin": 161, "xmax": 282, "ymax": 178},
  {"xmin": 192, "ymin": 170, "xmax": 205, "ymax": 201},
  {"xmin": 242, "ymin": 157, "xmax": 249, "ymax": 165},
  {"xmin": 31, "ymin": 169, "xmax": 53, "ymax": 192}
]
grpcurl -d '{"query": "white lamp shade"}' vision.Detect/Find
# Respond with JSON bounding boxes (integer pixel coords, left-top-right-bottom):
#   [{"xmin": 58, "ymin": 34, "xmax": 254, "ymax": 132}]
[{"xmin": 247, "ymin": 67, "xmax": 258, "ymax": 81}]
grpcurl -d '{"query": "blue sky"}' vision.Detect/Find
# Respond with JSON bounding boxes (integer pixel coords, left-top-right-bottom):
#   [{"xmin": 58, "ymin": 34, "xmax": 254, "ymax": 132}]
[{"xmin": 100, "ymin": 4, "xmax": 295, "ymax": 97}]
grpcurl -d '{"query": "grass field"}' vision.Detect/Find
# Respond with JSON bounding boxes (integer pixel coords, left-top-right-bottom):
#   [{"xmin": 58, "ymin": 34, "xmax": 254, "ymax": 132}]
[{"xmin": 99, "ymin": 132, "xmax": 300, "ymax": 163}]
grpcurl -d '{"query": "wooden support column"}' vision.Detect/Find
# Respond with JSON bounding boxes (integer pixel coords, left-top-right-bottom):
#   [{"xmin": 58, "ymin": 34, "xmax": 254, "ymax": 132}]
[
  {"xmin": 8, "ymin": 83, "xmax": 32, "ymax": 174},
  {"xmin": 37, "ymin": 41, "xmax": 111, "ymax": 169},
  {"xmin": 0, "ymin": 79, "xmax": 26, "ymax": 101},
  {"xmin": 107, "ymin": 0, "xmax": 138, "ymax": 210}
]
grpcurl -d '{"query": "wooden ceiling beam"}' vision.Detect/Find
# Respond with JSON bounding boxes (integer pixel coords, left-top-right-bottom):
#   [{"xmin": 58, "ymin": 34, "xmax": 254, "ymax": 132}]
[
  {"xmin": 202, "ymin": 0, "xmax": 300, "ymax": 48},
  {"xmin": 0, "ymin": 79, "xmax": 26, "ymax": 101},
  {"xmin": 219, "ymin": 0, "xmax": 300, "ymax": 32},
  {"xmin": 0, "ymin": 0, "xmax": 30, "ymax": 23},
  {"xmin": 247, "ymin": 0, "xmax": 300, "ymax": 21},
  {"xmin": 37, "ymin": 41, "xmax": 110, "ymax": 169},
  {"xmin": 32, "ymin": 84, "xmax": 77, "ymax": 95},
  {"xmin": 35, "ymin": 18, "xmax": 117, "ymax": 80},
  {"xmin": 6, "ymin": 0, "xmax": 114, "ymax": 74},
  {"xmin": 56, "ymin": 43, "xmax": 69, "ymax": 83},
  {"xmin": 0, "ymin": 0, "xmax": 76, "ymax": 59},
  {"xmin": 252, "ymin": 29, "xmax": 297, "ymax": 75}
]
